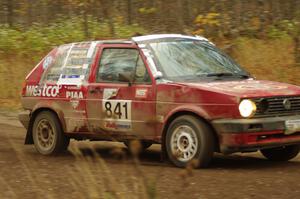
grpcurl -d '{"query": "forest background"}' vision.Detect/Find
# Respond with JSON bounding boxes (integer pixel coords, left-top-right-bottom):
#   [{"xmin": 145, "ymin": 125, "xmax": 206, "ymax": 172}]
[{"xmin": 0, "ymin": 0, "xmax": 300, "ymax": 108}]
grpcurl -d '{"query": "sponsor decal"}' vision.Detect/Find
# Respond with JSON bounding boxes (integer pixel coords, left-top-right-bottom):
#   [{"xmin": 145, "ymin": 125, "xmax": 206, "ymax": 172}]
[
  {"xmin": 82, "ymin": 64, "xmax": 89, "ymax": 69},
  {"xmin": 103, "ymin": 88, "xmax": 118, "ymax": 99},
  {"xmin": 104, "ymin": 121, "xmax": 131, "ymax": 130},
  {"xmin": 25, "ymin": 85, "xmax": 61, "ymax": 97},
  {"xmin": 70, "ymin": 100, "xmax": 80, "ymax": 109},
  {"xmin": 66, "ymin": 91, "xmax": 84, "ymax": 99},
  {"xmin": 65, "ymin": 85, "xmax": 81, "ymax": 90},
  {"xmin": 135, "ymin": 88, "xmax": 148, "ymax": 98},
  {"xmin": 43, "ymin": 56, "xmax": 53, "ymax": 70},
  {"xmin": 62, "ymin": 75, "xmax": 81, "ymax": 79},
  {"xmin": 87, "ymin": 41, "xmax": 98, "ymax": 58},
  {"xmin": 138, "ymin": 44, "xmax": 146, "ymax": 48},
  {"xmin": 156, "ymin": 115, "xmax": 164, "ymax": 123},
  {"xmin": 233, "ymin": 84, "xmax": 287, "ymax": 90},
  {"xmin": 199, "ymin": 81, "xmax": 288, "ymax": 91},
  {"xmin": 57, "ymin": 76, "xmax": 84, "ymax": 85}
]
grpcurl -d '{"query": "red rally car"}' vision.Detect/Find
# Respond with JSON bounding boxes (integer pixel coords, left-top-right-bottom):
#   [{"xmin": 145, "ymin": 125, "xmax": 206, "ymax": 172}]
[{"xmin": 19, "ymin": 34, "xmax": 300, "ymax": 168}]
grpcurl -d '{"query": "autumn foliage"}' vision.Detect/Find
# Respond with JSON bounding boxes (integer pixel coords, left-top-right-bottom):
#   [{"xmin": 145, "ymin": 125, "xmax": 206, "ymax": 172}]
[{"xmin": 0, "ymin": 0, "xmax": 299, "ymax": 107}]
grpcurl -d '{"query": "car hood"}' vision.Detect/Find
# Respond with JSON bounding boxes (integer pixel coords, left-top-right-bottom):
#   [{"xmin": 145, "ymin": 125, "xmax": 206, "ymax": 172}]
[{"xmin": 183, "ymin": 79, "xmax": 300, "ymax": 98}]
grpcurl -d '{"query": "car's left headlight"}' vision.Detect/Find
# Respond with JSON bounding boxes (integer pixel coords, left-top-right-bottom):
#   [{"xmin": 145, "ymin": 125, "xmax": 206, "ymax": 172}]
[{"xmin": 239, "ymin": 99, "xmax": 257, "ymax": 118}]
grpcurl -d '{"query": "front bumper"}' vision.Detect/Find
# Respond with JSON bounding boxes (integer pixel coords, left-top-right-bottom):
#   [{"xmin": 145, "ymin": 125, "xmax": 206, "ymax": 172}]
[
  {"xmin": 212, "ymin": 115, "xmax": 300, "ymax": 154},
  {"xmin": 18, "ymin": 110, "xmax": 31, "ymax": 129}
]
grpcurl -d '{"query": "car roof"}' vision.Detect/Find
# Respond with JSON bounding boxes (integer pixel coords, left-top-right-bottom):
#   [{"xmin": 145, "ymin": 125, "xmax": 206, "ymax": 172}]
[
  {"xmin": 132, "ymin": 34, "xmax": 209, "ymax": 43},
  {"xmin": 60, "ymin": 34, "xmax": 210, "ymax": 47}
]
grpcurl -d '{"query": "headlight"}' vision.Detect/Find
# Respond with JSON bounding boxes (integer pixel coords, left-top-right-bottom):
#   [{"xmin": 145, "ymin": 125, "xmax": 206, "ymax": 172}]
[{"xmin": 239, "ymin": 99, "xmax": 257, "ymax": 118}]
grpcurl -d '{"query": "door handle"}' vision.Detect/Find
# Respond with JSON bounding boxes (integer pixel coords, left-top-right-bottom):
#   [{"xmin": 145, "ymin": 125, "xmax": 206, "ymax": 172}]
[
  {"xmin": 89, "ymin": 89, "xmax": 96, "ymax": 94},
  {"xmin": 89, "ymin": 87, "xmax": 103, "ymax": 94}
]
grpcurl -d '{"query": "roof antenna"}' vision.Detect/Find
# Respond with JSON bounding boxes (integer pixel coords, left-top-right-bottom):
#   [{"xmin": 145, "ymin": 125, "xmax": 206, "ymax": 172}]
[{"xmin": 133, "ymin": 32, "xmax": 143, "ymax": 37}]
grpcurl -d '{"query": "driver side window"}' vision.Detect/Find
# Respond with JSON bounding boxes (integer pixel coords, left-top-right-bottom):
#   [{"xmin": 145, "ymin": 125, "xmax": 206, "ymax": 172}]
[{"xmin": 96, "ymin": 48, "xmax": 151, "ymax": 84}]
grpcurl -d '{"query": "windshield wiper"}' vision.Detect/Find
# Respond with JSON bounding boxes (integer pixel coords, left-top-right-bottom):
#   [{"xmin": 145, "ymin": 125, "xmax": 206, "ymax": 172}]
[
  {"xmin": 206, "ymin": 72, "xmax": 251, "ymax": 79},
  {"xmin": 235, "ymin": 74, "xmax": 251, "ymax": 79},
  {"xmin": 206, "ymin": 72, "xmax": 234, "ymax": 77}
]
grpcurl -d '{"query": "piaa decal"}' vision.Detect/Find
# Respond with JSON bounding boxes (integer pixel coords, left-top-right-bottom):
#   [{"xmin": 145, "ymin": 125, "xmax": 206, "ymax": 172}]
[{"xmin": 66, "ymin": 91, "xmax": 83, "ymax": 99}]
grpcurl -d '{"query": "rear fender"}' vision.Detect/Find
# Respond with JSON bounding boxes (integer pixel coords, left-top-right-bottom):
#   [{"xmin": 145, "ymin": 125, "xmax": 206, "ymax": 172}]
[{"xmin": 25, "ymin": 101, "xmax": 66, "ymax": 145}]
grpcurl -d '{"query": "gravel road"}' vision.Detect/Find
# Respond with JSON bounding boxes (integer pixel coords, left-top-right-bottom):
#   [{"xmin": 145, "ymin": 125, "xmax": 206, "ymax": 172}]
[{"xmin": 0, "ymin": 111, "xmax": 300, "ymax": 199}]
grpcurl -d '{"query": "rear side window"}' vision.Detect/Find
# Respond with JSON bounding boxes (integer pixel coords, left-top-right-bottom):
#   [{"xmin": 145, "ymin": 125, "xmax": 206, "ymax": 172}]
[
  {"xmin": 97, "ymin": 48, "xmax": 151, "ymax": 84},
  {"xmin": 41, "ymin": 42, "xmax": 98, "ymax": 85},
  {"xmin": 43, "ymin": 45, "xmax": 71, "ymax": 83}
]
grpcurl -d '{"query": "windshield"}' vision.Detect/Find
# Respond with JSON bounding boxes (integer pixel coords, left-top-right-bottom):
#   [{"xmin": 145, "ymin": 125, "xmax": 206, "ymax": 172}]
[{"xmin": 147, "ymin": 40, "xmax": 249, "ymax": 81}]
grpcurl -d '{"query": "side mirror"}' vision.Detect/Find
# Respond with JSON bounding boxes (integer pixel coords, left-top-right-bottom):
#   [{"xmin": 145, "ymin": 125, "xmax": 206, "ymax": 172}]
[
  {"xmin": 118, "ymin": 72, "xmax": 134, "ymax": 85},
  {"xmin": 154, "ymin": 71, "xmax": 163, "ymax": 80}
]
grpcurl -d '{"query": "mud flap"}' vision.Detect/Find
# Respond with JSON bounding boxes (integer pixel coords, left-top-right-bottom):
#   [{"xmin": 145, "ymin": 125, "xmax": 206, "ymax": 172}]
[
  {"xmin": 161, "ymin": 135, "xmax": 167, "ymax": 161},
  {"xmin": 24, "ymin": 123, "xmax": 34, "ymax": 145}
]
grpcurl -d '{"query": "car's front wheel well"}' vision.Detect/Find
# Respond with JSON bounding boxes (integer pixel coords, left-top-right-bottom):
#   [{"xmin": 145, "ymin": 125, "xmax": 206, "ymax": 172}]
[
  {"xmin": 161, "ymin": 111, "xmax": 220, "ymax": 157},
  {"xmin": 25, "ymin": 108, "xmax": 62, "ymax": 145}
]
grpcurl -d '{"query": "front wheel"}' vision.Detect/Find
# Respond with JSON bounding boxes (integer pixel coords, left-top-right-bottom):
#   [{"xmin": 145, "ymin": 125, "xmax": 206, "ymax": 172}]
[
  {"xmin": 260, "ymin": 145, "xmax": 300, "ymax": 161},
  {"xmin": 165, "ymin": 115, "xmax": 215, "ymax": 168},
  {"xmin": 32, "ymin": 111, "xmax": 70, "ymax": 155}
]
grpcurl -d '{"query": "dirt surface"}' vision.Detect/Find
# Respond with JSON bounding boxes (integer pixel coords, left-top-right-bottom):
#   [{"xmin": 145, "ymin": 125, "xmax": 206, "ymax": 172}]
[{"xmin": 1, "ymin": 112, "xmax": 300, "ymax": 199}]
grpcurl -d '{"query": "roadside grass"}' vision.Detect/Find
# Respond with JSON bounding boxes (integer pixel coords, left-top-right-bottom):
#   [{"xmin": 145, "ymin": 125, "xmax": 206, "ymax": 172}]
[
  {"xmin": 1, "ymin": 137, "xmax": 198, "ymax": 199},
  {"xmin": 232, "ymin": 37, "xmax": 300, "ymax": 85},
  {"xmin": 2, "ymin": 138, "xmax": 155, "ymax": 199},
  {"xmin": 0, "ymin": 56, "xmax": 36, "ymax": 109},
  {"xmin": 0, "ymin": 37, "xmax": 299, "ymax": 110}
]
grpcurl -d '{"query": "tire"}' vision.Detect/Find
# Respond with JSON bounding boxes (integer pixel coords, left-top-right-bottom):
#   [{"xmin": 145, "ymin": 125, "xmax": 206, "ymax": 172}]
[
  {"xmin": 165, "ymin": 115, "xmax": 215, "ymax": 168},
  {"xmin": 32, "ymin": 111, "xmax": 70, "ymax": 155},
  {"xmin": 124, "ymin": 140, "xmax": 152, "ymax": 151},
  {"xmin": 260, "ymin": 145, "xmax": 300, "ymax": 161}
]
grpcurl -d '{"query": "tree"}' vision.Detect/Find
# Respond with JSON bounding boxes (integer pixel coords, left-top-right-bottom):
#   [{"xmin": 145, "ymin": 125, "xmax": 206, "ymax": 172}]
[{"xmin": 5, "ymin": 0, "xmax": 14, "ymax": 27}]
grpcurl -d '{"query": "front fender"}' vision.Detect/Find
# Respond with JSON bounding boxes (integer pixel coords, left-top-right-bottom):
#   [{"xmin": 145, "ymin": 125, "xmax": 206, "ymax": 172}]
[
  {"xmin": 163, "ymin": 104, "xmax": 211, "ymax": 124},
  {"xmin": 156, "ymin": 103, "xmax": 212, "ymax": 140}
]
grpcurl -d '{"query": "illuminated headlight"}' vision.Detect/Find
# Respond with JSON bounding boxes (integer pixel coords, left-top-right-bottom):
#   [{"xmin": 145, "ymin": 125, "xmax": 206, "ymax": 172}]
[{"xmin": 239, "ymin": 99, "xmax": 257, "ymax": 118}]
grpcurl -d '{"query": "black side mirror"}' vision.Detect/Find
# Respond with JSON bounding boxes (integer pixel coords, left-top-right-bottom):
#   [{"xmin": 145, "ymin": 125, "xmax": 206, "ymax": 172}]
[{"xmin": 118, "ymin": 72, "xmax": 134, "ymax": 86}]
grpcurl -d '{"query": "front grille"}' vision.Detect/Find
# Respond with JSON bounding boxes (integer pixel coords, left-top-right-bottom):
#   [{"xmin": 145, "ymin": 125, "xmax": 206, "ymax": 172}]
[{"xmin": 253, "ymin": 96, "xmax": 300, "ymax": 118}]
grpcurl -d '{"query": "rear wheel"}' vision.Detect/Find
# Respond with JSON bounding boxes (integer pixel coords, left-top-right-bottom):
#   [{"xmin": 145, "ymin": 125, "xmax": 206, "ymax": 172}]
[
  {"xmin": 260, "ymin": 145, "xmax": 300, "ymax": 161},
  {"xmin": 165, "ymin": 115, "xmax": 215, "ymax": 168},
  {"xmin": 32, "ymin": 111, "xmax": 70, "ymax": 155}
]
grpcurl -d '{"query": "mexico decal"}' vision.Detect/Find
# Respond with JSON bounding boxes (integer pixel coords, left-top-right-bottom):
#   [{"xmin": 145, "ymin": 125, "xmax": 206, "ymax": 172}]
[
  {"xmin": 102, "ymin": 99, "xmax": 132, "ymax": 131},
  {"xmin": 43, "ymin": 56, "xmax": 53, "ymax": 70}
]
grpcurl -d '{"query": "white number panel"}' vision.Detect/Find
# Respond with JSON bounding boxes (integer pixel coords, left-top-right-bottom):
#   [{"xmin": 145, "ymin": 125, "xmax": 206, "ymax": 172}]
[{"xmin": 102, "ymin": 100, "xmax": 131, "ymax": 121}]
